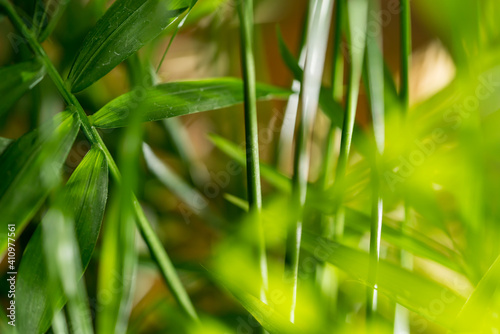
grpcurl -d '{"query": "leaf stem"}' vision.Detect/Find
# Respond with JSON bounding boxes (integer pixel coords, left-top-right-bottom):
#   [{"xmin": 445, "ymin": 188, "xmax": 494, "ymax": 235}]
[
  {"xmin": 332, "ymin": 0, "xmax": 368, "ymax": 216},
  {"xmin": 363, "ymin": 0, "xmax": 386, "ymax": 321},
  {"xmin": 400, "ymin": 0, "xmax": 411, "ymax": 113},
  {"xmin": 1, "ymin": 0, "xmax": 199, "ymax": 323},
  {"xmin": 236, "ymin": 0, "xmax": 269, "ymax": 303},
  {"xmin": 395, "ymin": 0, "xmax": 412, "ymax": 331},
  {"xmin": 287, "ymin": 0, "xmax": 334, "ymax": 322}
]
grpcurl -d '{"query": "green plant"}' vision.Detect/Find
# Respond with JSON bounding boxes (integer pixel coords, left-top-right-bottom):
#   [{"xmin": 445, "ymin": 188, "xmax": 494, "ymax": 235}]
[{"xmin": 1, "ymin": 0, "xmax": 500, "ymax": 333}]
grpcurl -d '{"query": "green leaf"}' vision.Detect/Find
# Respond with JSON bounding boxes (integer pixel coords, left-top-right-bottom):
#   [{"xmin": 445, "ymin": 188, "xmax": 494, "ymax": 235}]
[
  {"xmin": 276, "ymin": 26, "xmax": 303, "ymax": 82},
  {"xmin": 0, "ymin": 59, "xmax": 45, "ymax": 119},
  {"xmin": 41, "ymin": 209, "xmax": 94, "ymax": 334},
  {"xmin": 276, "ymin": 29, "xmax": 344, "ymax": 127},
  {"xmin": 208, "ymin": 133, "xmax": 292, "ymax": 192},
  {"xmin": 210, "ymin": 273, "xmax": 302, "ymax": 334},
  {"xmin": 343, "ymin": 209, "xmax": 465, "ymax": 274},
  {"xmin": 0, "ymin": 111, "xmax": 80, "ymax": 252},
  {"xmin": 156, "ymin": 0, "xmax": 198, "ymax": 72},
  {"xmin": 17, "ymin": 147, "xmax": 109, "ymax": 334},
  {"xmin": 0, "ymin": 137, "xmax": 13, "ymax": 154},
  {"xmin": 453, "ymin": 254, "xmax": 500, "ymax": 331},
  {"xmin": 143, "ymin": 143, "xmax": 223, "ymax": 226},
  {"xmin": 0, "ymin": 303, "xmax": 17, "ymax": 334},
  {"xmin": 90, "ymin": 78, "xmax": 291, "ymax": 128},
  {"xmin": 67, "ymin": 0, "xmax": 191, "ymax": 93},
  {"xmin": 301, "ymin": 233, "xmax": 466, "ymax": 329}
]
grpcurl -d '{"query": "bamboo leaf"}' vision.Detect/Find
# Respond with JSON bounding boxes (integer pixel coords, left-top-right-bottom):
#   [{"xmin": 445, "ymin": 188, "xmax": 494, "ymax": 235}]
[
  {"xmin": 453, "ymin": 254, "xmax": 500, "ymax": 331},
  {"xmin": 156, "ymin": 0, "xmax": 198, "ymax": 72},
  {"xmin": 276, "ymin": 26, "xmax": 303, "ymax": 82},
  {"xmin": 301, "ymin": 233, "xmax": 466, "ymax": 329},
  {"xmin": 67, "ymin": 0, "xmax": 191, "ymax": 93},
  {"xmin": 210, "ymin": 273, "xmax": 302, "ymax": 334},
  {"xmin": 143, "ymin": 143, "xmax": 223, "ymax": 226},
  {"xmin": 41, "ymin": 209, "xmax": 94, "ymax": 334},
  {"xmin": 0, "ymin": 59, "xmax": 45, "ymax": 119},
  {"xmin": 276, "ymin": 31, "xmax": 344, "ymax": 127},
  {"xmin": 90, "ymin": 78, "xmax": 291, "ymax": 128},
  {"xmin": 16, "ymin": 147, "xmax": 109, "ymax": 334},
  {"xmin": 343, "ymin": 209, "xmax": 464, "ymax": 274},
  {"xmin": 208, "ymin": 133, "xmax": 292, "ymax": 192},
  {"xmin": 0, "ymin": 111, "xmax": 80, "ymax": 252}
]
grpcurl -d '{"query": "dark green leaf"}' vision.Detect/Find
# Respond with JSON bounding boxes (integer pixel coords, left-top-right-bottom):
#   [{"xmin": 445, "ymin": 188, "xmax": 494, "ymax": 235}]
[
  {"xmin": 17, "ymin": 147, "xmax": 108, "ymax": 334},
  {"xmin": 90, "ymin": 78, "xmax": 291, "ymax": 128},
  {"xmin": 0, "ymin": 111, "xmax": 80, "ymax": 251},
  {"xmin": 67, "ymin": 0, "xmax": 191, "ymax": 93},
  {"xmin": 0, "ymin": 59, "xmax": 45, "ymax": 119}
]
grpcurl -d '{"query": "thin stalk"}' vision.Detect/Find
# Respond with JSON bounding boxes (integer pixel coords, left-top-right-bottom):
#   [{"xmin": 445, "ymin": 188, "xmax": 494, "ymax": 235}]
[
  {"xmin": 286, "ymin": 0, "xmax": 334, "ymax": 322},
  {"xmin": 322, "ymin": 0, "xmax": 344, "ymax": 239},
  {"xmin": 400, "ymin": 0, "xmax": 411, "ymax": 112},
  {"xmin": 395, "ymin": 0, "xmax": 412, "ymax": 332},
  {"xmin": 364, "ymin": 0, "xmax": 385, "ymax": 323},
  {"xmin": 332, "ymin": 0, "xmax": 368, "ymax": 216},
  {"xmin": 236, "ymin": 0, "xmax": 269, "ymax": 303},
  {"xmin": 36, "ymin": 0, "xmax": 53, "ymax": 37},
  {"xmin": 39, "ymin": 0, "xmax": 69, "ymax": 42},
  {"xmin": 156, "ymin": 1, "xmax": 196, "ymax": 73},
  {"xmin": 317, "ymin": 0, "xmax": 344, "ymax": 321},
  {"xmin": 1, "ymin": 1, "xmax": 199, "ymax": 323}
]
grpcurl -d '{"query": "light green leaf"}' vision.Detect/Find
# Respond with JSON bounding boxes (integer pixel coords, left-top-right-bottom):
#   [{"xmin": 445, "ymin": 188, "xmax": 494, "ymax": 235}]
[
  {"xmin": 453, "ymin": 254, "xmax": 500, "ymax": 331},
  {"xmin": 16, "ymin": 147, "xmax": 109, "ymax": 334},
  {"xmin": 0, "ymin": 111, "xmax": 80, "ymax": 252},
  {"xmin": 67, "ymin": 0, "xmax": 191, "ymax": 93},
  {"xmin": 0, "ymin": 59, "xmax": 45, "ymax": 119},
  {"xmin": 211, "ymin": 274, "xmax": 302, "ymax": 334},
  {"xmin": 208, "ymin": 133, "xmax": 292, "ymax": 192},
  {"xmin": 301, "ymin": 233, "xmax": 466, "ymax": 329},
  {"xmin": 276, "ymin": 29, "xmax": 344, "ymax": 127},
  {"xmin": 90, "ymin": 78, "xmax": 291, "ymax": 128},
  {"xmin": 343, "ymin": 209, "xmax": 465, "ymax": 274},
  {"xmin": 0, "ymin": 137, "xmax": 13, "ymax": 154},
  {"xmin": 143, "ymin": 143, "xmax": 223, "ymax": 226}
]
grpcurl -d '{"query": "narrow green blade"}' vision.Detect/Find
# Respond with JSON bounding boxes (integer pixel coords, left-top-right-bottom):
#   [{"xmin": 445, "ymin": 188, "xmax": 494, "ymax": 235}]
[
  {"xmin": 90, "ymin": 78, "xmax": 290, "ymax": 128},
  {"xmin": 0, "ymin": 111, "xmax": 80, "ymax": 252},
  {"xmin": 66, "ymin": 0, "xmax": 191, "ymax": 93},
  {"xmin": 16, "ymin": 147, "xmax": 108, "ymax": 334},
  {"xmin": 208, "ymin": 133, "xmax": 292, "ymax": 192},
  {"xmin": 301, "ymin": 233, "xmax": 466, "ymax": 329},
  {"xmin": 0, "ymin": 59, "xmax": 45, "ymax": 119},
  {"xmin": 143, "ymin": 143, "xmax": 222, "ymax": 226},
  {"xmin": 453, "ymin": 255, "xmax": 500, "ymax": 331}
]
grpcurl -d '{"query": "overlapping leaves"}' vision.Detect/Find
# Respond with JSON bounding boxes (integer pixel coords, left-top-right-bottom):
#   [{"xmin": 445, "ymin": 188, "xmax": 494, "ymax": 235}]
[
  {"xmin": 17, "ymin": 147, "xmax": 108, "ymax": 334},
  {"xmin": 0, "ymin": 111, "xmax": 80, "ymax": 251}
]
